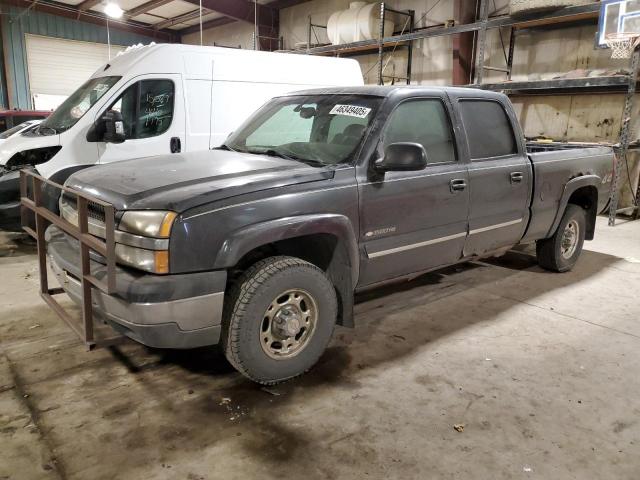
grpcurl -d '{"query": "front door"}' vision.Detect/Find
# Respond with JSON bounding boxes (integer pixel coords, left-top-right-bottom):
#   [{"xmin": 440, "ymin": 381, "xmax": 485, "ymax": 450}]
[
  {"xmin": 96, "ymin": 74, "xmax": 185, "ymax": 164},
  {"xmin": 455, "ymin": 98, "xmax": 531, "ymax": 256},
  {"xmin": 357, "ymin": 97, "xmax": 470, "ymax": 286}
]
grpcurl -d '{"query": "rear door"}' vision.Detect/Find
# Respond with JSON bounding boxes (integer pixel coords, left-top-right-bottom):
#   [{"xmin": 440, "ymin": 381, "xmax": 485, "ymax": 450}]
[
  {"xmin": 454, "ymin": 96, "xmax": 531, "ymax": 256},
  {"xmin": 357, "ymin": 95, "xmax": 470, "ymax": 286},
  {"xmin": 96, "ymin": 74, "xmax": 185, "ymax": 164}
]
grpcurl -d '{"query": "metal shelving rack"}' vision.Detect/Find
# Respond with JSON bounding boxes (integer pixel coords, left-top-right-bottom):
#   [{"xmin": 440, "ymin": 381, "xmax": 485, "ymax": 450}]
[
  {"xmin": 303, "ymin": 4, "xmax": 415, "ymax": 85},
  {"xmin": 301, "ymin": 1, "xmax": 638, "ymax": 225},
  {"xmin": 470, "ymin": 1, "xmax": 639, "ymax": 225}
]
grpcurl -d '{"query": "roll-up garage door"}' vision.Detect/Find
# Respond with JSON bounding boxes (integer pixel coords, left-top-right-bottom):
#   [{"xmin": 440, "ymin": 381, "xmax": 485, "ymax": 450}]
[{"xmin": 25, "ymin": 34, "xmax": 125, "ymax": 109}]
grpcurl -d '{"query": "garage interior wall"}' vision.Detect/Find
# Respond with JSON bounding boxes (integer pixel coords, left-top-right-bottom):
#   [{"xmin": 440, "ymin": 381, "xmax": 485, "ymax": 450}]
[
  {"xmin": 25, "ymin": 34, "xmax": 126, "ymax": 110},
  {"xmin": 180, "ymin": 0, "xmax": 640, "ymax": 139},
  {"xmin": 181, "ymin": 0, "xmax": 640, "ymax": 206},
  {"xmin": 1, "ymin": 5, "xmax": 163, "ymax": 110}
]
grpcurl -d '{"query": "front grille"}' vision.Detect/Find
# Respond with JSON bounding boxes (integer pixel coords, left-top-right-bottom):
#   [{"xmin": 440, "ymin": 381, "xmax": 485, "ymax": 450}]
[{"xmin": 61, "ymin": 192, "xmax": 106, "ymax": 223}]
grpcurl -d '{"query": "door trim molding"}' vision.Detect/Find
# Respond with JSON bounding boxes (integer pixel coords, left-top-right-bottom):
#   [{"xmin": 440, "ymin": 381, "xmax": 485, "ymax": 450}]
[
  {"xmin": 469, "ymin": 218, "xmax": 522, "ymax": 235},
  {"xmin": 367, "ymin": 218, "xmax": 524, "ymax": 259},
  {"xmin": 367, "ymin": 232, "xmax": 467, "ymax": 259}
]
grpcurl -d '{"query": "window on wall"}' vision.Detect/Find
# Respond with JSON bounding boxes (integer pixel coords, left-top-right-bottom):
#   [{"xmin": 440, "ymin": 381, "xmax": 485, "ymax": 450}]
[
  {"xmin": 110, "ymin": 79, "xmax": 174, "ymax": 139},
  {"xmin": 459, "ymin": 100, "xmax": 517, "ymax": 159},
  {"xmin": 383, "ymin": 98, "xmax": 457, "ymax": 164}
]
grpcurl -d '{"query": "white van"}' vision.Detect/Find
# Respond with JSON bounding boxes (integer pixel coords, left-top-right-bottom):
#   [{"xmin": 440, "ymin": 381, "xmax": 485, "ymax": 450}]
[
  {"xmin": 0, "ymin": 43, "xmax": 363, "ymax": 230},
  {"xmin": 0, "ymin": 120, "xmax": 42, "ymax": 145}
]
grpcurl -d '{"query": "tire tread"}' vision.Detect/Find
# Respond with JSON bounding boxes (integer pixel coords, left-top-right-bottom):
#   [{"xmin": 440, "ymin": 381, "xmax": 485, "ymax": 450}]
[
  {"xmin": 536, "ymin": 204, "xmax": 586, "ymax": 272},
  {"xmin": 222, "ymin": 256, "xmax": 335, "ymax": 385}
]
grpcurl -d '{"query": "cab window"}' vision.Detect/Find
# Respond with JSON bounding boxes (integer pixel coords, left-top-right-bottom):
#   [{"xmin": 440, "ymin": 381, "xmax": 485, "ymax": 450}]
[
  {"xmin": 383, "ymin": 99, "xmax": 457, "ymax": 164},
  {"xmin": 110, "ymin": 79, "xmax": 174, "ymax": 139},
  {"xmin": 459, "ymin": 99, "xmax": 517, "ymax": 159}
]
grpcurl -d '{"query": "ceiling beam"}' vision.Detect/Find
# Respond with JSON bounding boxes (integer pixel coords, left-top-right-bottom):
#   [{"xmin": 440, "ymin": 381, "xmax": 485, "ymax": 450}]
[
  {"xmin": 177, "ymin": 15, "xmax": 233, "ymax": 34},
  {"xmin": 76, "ymin": 0, "xmax": 101, "ymax": 12},
  {"xmin": 154, "ymin": 8, "xmax": 211, "ymax": 30},
  {"xmin": 125, "ymin": 0, "xmax": 174, "ymax": 18},
  {"xmin": 181, "ymin": 0, "xmax": 276, "ymax": 27},
  {"xmin": 266, "ymin": 0, "xmax": 310, "ymax": 9},
  {"xmin": 0, "ymin": 0, "xmax": 177, "ymax": 41},
  {"xmin": 176, "ymin": 0, "xmax": 310, "ymax": 34}
]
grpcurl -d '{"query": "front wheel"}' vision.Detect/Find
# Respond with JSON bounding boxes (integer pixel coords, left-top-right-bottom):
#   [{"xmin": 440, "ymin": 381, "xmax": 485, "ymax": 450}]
[
  {"xmin": 536, "ymin": 204, "xmax": 586, "ymax": 272},
  {"xmin": 222, "ymin": 256, "xmax": 337, "ymax": 385}
]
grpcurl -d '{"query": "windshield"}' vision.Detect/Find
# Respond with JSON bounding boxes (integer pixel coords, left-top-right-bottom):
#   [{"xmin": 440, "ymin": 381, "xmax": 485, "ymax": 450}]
[
  {"xmin": 39, "ymin": 76, "xmax": 121, "ymax": 134},
  {"xmin": 224, "ymin": 94, "xmax": 382, "ymax": 167},
  {"xmin": 0, "ymin": 122, "xmax": 31, "ymax": 139}
]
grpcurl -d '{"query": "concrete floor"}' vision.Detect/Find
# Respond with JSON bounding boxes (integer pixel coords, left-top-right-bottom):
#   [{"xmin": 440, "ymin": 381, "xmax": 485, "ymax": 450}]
[{"xmin": 1, "ymin": 216, "xmax": 639, "ymax": 480}]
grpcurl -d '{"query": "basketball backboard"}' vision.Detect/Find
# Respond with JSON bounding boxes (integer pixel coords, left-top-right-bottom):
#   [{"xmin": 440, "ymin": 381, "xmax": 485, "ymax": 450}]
[{"xmin": 598, "ymin": 0, "xmax": 640, "ymax": 47}]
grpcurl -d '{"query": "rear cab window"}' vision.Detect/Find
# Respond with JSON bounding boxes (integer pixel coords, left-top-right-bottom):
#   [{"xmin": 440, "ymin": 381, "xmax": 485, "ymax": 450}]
[{"xmin": 458, "ymin": 99, "xmax": 518, "ymax": 160}]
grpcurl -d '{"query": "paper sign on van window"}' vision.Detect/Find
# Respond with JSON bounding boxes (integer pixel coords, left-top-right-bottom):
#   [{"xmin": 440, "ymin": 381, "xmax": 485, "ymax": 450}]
[{"xmin": 329, "ymin": 104, "xmax": 371, "ymax": 118}]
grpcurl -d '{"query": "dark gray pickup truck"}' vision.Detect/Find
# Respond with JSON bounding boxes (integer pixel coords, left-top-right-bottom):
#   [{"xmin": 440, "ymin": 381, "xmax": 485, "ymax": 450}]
[{"xmin": 44, "ymin": 86, "xmax": 613, "ymax": 384}]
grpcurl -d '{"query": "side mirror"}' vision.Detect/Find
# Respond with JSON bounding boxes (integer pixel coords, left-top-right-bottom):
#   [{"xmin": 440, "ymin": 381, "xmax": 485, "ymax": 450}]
[
  {"xmin": 87, "ymin": 110, "xmax": 125, "ymax": 143},
  {"xmin": 102, "ymin": 110, "xmax": 126, "ymax": 144},
  {"xmin": 374, "ymin": 142, "xmax": 427, "ymax": 173}
]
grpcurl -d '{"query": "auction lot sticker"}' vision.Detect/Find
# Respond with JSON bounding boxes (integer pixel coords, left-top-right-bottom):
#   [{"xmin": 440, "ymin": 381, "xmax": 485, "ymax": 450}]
[{"xmin": 330, "ymin": 104, "xmax": 371, "ymax": 118}]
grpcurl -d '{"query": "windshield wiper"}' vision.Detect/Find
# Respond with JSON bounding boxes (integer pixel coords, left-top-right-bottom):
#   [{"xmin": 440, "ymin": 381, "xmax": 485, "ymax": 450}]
[
  {"xmin": 240, "ymin": 147, "xmax": 326, "ymax": 167},
  {"xmin": 37, "ymin": 125, "xmax": 57, "ymax": 135},
  {"xmin": 218, "ymin": 143, "xmax": 238, "ymax": 152},
  {"xmin": 263, "ymin": 149, "xmax": 325, "ymax": 167},
  {"xmin": 263, "ymin": 149, "xmax": 297, "ymax": 160}
]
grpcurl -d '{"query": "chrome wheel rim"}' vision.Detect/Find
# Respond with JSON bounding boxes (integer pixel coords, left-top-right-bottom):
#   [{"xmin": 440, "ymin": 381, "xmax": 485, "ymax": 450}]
[
  {"xmin": 260, "ymin": 289, "xmax": 318, "ymax": 360},
  {"xmin": 561, "ymin": 219, "xmax": 579, "ymax": 259}
]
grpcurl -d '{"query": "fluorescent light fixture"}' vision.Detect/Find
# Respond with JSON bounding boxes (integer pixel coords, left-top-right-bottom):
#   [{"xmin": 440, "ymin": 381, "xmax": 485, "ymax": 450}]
[{"xmin": 104, "ymin": 2, "xmax": 124, "ymax": 18}]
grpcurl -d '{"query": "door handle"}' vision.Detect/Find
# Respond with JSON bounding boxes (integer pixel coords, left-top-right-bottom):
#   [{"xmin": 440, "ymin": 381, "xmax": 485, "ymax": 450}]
[
  {"xmin": 449, "ymin": 179, "xmax": 467, "ymax": 193},
  {"xmin": 510, "ymin": 171, "xmax": 524, "ymax": 183},
  {"xmin": 170, "ymin": 137, "xmax": 181, "ymax": 153}
]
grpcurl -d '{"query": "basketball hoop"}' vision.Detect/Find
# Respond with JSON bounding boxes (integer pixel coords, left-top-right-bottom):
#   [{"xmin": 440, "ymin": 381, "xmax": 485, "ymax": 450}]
[{"xmin": 605, "ymin": 32, "xmax": 640, "ymax": 59}]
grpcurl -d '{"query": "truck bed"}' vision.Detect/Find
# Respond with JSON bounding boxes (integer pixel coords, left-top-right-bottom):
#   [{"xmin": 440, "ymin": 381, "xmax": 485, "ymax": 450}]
[{"xmin": 522, "ymin": 143, "xmax": 614, "ymax": 243}]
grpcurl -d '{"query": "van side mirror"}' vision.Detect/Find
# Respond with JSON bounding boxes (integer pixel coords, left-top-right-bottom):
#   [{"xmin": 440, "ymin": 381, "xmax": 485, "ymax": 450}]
[
  {"xmin": 374, "ymin": 142, "xmax": 427, "ymax": 172},
  {"xmin": 86, "ymin": 110, "xmax": 126, "ymax": 143},
  {"xmin": 102, "ymin": 110, "xmax": 126, "ymax": 144}
]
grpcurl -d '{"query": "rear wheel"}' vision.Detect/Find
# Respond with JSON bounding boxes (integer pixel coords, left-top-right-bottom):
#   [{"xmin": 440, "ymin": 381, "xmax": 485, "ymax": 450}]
[
  {"xmin": 536, "ymin": 204, "xmax": 586, "ymax": 272},
  {"xmin": 222, "ymin": 256, "xmax": 337, "ymax": 384}
]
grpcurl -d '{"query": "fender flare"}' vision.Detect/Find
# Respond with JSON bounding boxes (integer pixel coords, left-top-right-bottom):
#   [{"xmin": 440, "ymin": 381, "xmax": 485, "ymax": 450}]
[
  {"xmin": 214, "ymin": 213, "xmax": 360, "ymax": 289},
  {"xmin": 547, "ymin": 175, "xmax": 600, "ymax": 238}
]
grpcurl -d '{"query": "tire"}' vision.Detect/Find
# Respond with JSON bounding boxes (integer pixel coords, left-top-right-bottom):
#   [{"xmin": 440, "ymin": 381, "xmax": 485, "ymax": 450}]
[
  {"xmin": 536, "ymin": 204, "xmax": 586, "ymax": 272},
  {"xmin": 221, "ymin": 256, "xmax": 338, "ymax": 385}
]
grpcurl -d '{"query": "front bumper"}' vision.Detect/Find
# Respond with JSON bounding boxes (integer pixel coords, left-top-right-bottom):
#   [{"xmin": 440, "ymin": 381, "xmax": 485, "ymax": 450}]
[{"xmin": 47, "ymin": 226, "xmax": 226, "ymax": 349}]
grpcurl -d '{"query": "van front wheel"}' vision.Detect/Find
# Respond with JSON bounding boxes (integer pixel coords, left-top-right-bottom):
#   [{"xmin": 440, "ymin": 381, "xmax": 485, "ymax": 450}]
[
  {"xmin": 536, "ymin": 204, "xmax": 586, "ymax": 272},
  {"xmin": 222, "ymin": 256, "xmax": 337, "ymax": 385}
]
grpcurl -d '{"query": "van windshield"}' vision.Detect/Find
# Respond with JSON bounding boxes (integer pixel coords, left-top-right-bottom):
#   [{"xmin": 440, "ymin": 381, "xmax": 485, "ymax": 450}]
[
  {"xmin": 223, "ymin": 94, "xmax": 382, "ymax": 167},
  {"xmin": 39, "ymin": 76, "xmax": 121, "ymax": 135}
]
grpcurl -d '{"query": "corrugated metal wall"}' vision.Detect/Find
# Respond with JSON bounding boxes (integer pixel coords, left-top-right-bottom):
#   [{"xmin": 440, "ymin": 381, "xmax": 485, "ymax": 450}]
[{"xmin": 1, "ymin": 6, "xmax": 163, "ymax": 110}]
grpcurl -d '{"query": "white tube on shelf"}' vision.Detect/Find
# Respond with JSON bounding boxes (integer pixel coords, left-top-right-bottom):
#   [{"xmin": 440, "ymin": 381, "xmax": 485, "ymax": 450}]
[{"xmin": 327, "ymin": 2, "xmax": 395, "ymax": 45}]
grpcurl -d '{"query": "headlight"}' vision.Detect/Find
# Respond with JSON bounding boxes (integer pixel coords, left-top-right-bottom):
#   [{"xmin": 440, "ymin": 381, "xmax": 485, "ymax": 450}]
[
  {"xmin": 115, "ymin": 244, "xmax": 170, "ymax": 274},
  {"xmin": 116, "ymin": 210, "xmax": 176, "ymax": 274},
  {"xmin": 118, "ymin": 210, "xmax": 177, "ymax": 238}
]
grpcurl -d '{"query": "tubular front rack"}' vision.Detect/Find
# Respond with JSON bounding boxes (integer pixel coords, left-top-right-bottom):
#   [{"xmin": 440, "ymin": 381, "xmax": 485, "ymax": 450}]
[{"xmin": 19, "ymin": 169, "xmax": 124, "ymax": 350}]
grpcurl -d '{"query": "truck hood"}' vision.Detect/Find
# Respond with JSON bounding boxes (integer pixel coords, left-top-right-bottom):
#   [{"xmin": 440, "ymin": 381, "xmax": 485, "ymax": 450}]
[
  {"xmin": 0, "ymin": 132, "xmax": 60, "ymax": 166},
  {"xmin": 65, "ymin": 149, "xmax": 335, "ymax": 211}
]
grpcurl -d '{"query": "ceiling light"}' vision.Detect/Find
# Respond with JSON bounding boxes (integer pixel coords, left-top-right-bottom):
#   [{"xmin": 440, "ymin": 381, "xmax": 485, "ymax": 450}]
[{"xmin": 104, "ymin": 2, "xmax": 124, "ymax": 18}]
